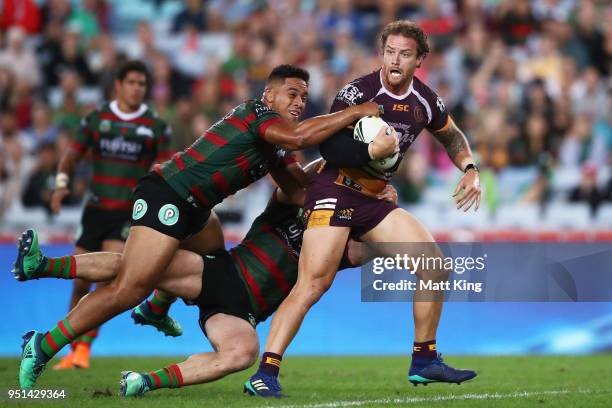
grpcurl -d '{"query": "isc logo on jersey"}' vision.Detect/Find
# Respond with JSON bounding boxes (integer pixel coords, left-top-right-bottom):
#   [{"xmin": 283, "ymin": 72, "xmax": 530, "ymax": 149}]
[{"xmin": 353, "ymin": 116, "xmax": 399, "ymax": 173}]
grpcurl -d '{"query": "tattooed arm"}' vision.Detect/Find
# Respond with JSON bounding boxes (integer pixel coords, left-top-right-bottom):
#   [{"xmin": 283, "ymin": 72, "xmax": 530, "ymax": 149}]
[
  {"xmin": 433, "ymin": 120, "xmax": 481, "ymax": 212},
  {"xmin": 433, "ymin": 120, "xmax": 475, "ymax": 171}
]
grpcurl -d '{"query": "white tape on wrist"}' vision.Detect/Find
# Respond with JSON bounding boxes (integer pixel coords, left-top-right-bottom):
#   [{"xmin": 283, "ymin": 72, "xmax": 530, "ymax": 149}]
[{"xmin": 55, "ymin": 173, "xmax": 69, "ymax": 189}]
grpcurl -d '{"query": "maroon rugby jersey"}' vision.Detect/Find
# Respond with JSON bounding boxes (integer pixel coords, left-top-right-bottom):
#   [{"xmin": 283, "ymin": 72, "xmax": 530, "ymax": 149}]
[
  {"xmin": 323, "ymin": 69, "xmax": 451, "ymax": 194},
  {"xmin": 331, "ymin": 69, "xmax": 451, "ymax": 152}
]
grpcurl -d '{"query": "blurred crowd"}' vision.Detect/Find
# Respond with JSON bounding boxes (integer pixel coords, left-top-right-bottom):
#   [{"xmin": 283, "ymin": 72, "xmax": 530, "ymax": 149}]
[{"xmin": 0, "ymin": 0, "xmax": 610, "ymax": 223}]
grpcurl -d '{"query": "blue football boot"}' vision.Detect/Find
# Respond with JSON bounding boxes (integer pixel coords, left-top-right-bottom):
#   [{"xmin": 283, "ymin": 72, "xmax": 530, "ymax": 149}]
[
  {"xmin": 408, "ymin": 353, "xmax": 477, "ymax": 386},
  {"xmin": 243, "ymin": 372, "xmax": 285, "ymax": 398}
]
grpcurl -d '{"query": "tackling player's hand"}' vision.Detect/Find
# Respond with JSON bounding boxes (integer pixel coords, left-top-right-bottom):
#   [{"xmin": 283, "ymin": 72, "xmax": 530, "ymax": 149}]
[
  {"xmin": 453, "ymin": 168, "xmax": 481, "ymax": 212},
  {"xmin": 377, "ymin": 184, "xmax": 398, "ymax": 205},
  {"xmin": 369, "ymin": 126, "xmax": 399, "ymax": 159},
  {"xmin": 50, "ymin": 188, "xmax": 70, "ymax": 214},
  {"xmin": 355, "ymin": 101, "xmax": 383, "ymax": 117}
]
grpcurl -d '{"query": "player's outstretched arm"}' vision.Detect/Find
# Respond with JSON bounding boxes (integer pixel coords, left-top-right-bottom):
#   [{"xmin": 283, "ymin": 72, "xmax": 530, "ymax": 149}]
[
  {"xmin": 433, "ymin": 121, "xmax": 481, "ymax": 211},
  {"xmin": 262, "ymin": 102, "xmax": 382, "ymax": 150}
]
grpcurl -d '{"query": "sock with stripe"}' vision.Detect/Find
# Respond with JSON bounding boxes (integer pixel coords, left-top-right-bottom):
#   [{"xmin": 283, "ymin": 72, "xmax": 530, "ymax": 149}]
[
  {"xmin": 143, "ymin": 364, "xmax": 183, "ymax": 390},
  {"xmin": 40, "ymin": 318, "xmax": 77, "ymax": 359},
  {"xmin": 411, "ymin": 340, "xmax": 437, "ymax": 370},
  {"xmin": 145, "ymin": 290, "xmax": 176, "ymax": 318},
  {"xmin": 74, "ymin": 328, "xmax": 99, "ymax": 346},
  {"xmin": 36, "ymin": 256, "xmax": 77, "ymax": 279},
  {"xmin": 257, "ymin": 352, "xmax": 282, "ymax": 377}
]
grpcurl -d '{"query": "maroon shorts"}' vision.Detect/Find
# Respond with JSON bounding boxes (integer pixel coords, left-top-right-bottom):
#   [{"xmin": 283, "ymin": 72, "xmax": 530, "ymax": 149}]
[{"xmin": 303, "ymin": 165, "xmax": 398, "ymax": 238}]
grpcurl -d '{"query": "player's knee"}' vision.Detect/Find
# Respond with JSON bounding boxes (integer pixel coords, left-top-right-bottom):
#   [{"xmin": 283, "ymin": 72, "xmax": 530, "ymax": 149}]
[
  {"xmin": 220, "ymin": 344, "xmax": 258, "ymax": 372},
  {"xmin": 414, "ymin": 247, "xmax": 449, "ymax": 281},
  {"xmin": 419, "ymin": 260, "xmax": 450, "ymax": 282},
  {"xmin": 72, "ymin": 278, "xmax": 92, "ymax": 296},
  {"xmin": 311, "ymin": 279, "xmax": 332, "ymax": 300},
  {"xmin": 416, "ymin": 266, "xmax": 449, "ymax": 281},
  {"xmin": 235, "ymin": 346, "xmax": 259, "ymax": 371}
]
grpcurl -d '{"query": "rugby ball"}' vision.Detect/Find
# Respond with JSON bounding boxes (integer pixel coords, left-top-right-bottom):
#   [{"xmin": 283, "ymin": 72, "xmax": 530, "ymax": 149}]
[{"xmin": 353, "ymin": 116, "xmax": 399, "ymax": 172}]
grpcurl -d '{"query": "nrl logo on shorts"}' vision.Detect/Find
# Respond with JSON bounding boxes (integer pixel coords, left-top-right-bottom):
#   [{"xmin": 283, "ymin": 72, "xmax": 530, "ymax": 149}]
[
  {"xmin": 338, "ymin": 208, "xmax": 354, "ymax": 220},
  {"xmin": 337, "ymin": 83, "xmax": 363, "ymax": 106},
  {"xmin": 99, "ymin": 119, "xmax": 112, "ymax": 132}
]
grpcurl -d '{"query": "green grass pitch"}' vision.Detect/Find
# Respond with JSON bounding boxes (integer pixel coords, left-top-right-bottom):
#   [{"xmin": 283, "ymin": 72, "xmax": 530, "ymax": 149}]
[{"xmin": 1, "ymin": 355, "xmax": 611, "ymax": 407}]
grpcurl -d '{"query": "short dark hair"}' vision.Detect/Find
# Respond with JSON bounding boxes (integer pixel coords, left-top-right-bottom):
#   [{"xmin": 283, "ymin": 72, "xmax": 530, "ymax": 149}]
[
  {"xmin": 379, "ymin": 20, "xmax": 430, "ymax": 58},
  {"xmin": 116, "ymin": 60, "xmax": 150, "ymax": 83},
  {"xmin": 267, "ymin": 64, "xmax": 309, "ymax": 84}
]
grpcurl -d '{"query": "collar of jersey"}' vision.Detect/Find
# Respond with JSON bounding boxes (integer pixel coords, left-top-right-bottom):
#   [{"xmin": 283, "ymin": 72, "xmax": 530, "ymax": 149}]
[
  {"xmin": 110, "ymin": 100, "xmax": 148, "ymax": 121},
  {"xmin": 376, "ymin": 69, "xmax": 414, "ymax": 100}
]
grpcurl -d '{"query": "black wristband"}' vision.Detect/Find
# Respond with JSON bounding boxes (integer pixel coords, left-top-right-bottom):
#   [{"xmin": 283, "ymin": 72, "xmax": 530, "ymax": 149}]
[{"xmin": 463, "ymin": 163, "xmax": 479, "ymax": 173}]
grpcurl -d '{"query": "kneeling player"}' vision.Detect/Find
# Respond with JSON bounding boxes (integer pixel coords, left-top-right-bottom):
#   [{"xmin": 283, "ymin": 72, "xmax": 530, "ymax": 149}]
[{"xmin": 15, "ymin": 65, "xmax": 396, "ymax": 390}]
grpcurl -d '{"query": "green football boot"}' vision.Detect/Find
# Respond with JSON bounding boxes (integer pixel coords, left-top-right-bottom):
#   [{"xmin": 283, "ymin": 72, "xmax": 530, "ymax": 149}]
[
  {"xmin": 119, "ymin": 371, "xmax": 151, "ymax": 397},
  {"xmin": 13, "ymin": 229, "xmax": 46, "ymax": 281},
  {"xmin": 131, "ymin": 302, "xmax": 183, "ymax": 337},
  {"xmin": 19, "ymin": 331, "xmax": 50, "ymax": 389}
]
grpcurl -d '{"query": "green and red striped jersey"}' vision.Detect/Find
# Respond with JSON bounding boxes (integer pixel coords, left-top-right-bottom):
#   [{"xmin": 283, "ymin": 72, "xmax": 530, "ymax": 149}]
[
  {"xmin": 155, "ymin": 99, "xmax": 292, "ymax": 209},
  {"xmin": 71, "ymin": 101, "xmax": 173, "ymax": 211},
  {"xmin": 230, "ymin": 192, "xmax": 302, "ymax": 322}
]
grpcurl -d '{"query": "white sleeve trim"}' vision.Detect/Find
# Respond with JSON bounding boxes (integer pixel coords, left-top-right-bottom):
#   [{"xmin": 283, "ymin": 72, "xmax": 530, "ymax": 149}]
[{"xmin": 411, "ymin": 89, "xmax": 432, "ymax": 125}]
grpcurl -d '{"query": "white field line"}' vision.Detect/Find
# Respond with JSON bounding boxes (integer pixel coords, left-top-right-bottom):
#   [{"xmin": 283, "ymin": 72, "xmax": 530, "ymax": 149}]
[{"xmin": 271, "ymin": 389, "xmax": 594, "ymax": 408}]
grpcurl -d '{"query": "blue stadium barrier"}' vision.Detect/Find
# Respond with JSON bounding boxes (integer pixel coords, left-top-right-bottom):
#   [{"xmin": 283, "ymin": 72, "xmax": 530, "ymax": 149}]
[{"xmin": 1, "ymin": 244, "xmax": 611, "ymax": 356}]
